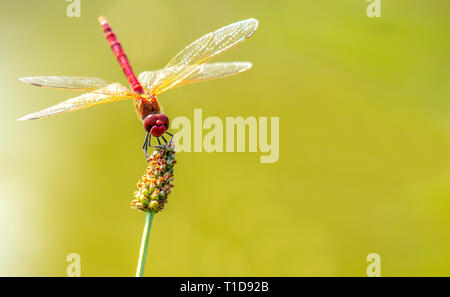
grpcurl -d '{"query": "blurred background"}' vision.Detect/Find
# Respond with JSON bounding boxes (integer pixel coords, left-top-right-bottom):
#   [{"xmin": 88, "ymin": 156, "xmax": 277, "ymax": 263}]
[{"xmin": 1, "ymin": 0, "xmax": 449, "ymax": 276}]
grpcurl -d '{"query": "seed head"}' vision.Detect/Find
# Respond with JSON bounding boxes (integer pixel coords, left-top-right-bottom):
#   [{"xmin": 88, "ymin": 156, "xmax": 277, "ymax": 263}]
[{"xmin": 130, "ymin": 143, "xmax": 176, "ymax": 213}]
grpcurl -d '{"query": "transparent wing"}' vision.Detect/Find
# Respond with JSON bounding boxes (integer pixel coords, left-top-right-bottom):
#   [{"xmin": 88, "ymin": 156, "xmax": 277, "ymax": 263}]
[
  {"xmin": 149, "ymin": 18, "xmax": 258, "ymax": 96},
  {"xmin": 138, "ymin": 62, "xmax": 252, "ymax": 91},
  {"xmin": 18, "ymin": 83, "xmax": 135, "ymax": 121},
  {"xmin": 19, "ymin": 76, "xmax": 110, "ymax": 91}
]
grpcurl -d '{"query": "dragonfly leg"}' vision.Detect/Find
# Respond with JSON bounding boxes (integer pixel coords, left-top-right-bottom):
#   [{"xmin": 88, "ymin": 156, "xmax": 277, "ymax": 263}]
[
  {"xmin": 165, "ymin": 132, "xmax": 174, "ymax": 144},
  {"xmin": 147, "ymin": 132, "xmax": 173, "ymax": 150},
  {"xmin": 149, "ymin": 135, "xmax": 162, "ymax": 148},
  {"xmin": 142, "ymin": 132, "xmax": 150, "ymax": 159}
]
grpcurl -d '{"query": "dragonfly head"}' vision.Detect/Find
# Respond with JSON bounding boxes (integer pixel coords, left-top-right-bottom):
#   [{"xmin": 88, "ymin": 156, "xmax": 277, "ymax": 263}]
[{"xmin": 144, "ymin": 113, "xmax": 169, "ymax": 137}]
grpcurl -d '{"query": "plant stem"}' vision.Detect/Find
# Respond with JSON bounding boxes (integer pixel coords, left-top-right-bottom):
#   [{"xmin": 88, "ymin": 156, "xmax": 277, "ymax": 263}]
[{"xmin": 136, "ymin": 211, "xmax": 155, "ymax": 277}]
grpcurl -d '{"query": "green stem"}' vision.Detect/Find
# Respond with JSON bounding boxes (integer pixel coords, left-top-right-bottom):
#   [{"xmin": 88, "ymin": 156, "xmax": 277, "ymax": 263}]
[{"xmin": 136, "ymin": 211, "xmax": 155, "ymax": 277}]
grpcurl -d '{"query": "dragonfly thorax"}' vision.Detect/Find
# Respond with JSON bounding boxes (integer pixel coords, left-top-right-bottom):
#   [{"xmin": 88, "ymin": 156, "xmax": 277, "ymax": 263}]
[
  {"xmin": 135, "ymin": 94, "xmax": 161, "ymax": 119},
  {"xmin": 144, "ymin": 113, "xmax": 169, "ymax": 137}
]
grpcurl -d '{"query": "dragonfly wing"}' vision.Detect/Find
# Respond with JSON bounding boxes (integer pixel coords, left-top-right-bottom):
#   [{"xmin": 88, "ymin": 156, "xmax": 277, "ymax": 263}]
[
  {"xmin": 149, "ymin": 19, "xmax": 258, "ymax": 96},
  {"xmin": 138, "ymin": 62, "xmax": 252, "ymax": 91},
  {"xmin": 18, "ymin": 83, "xmax": 134, "ymax": 121},
  {"xmin": 138, "ymin": 66, "xmax": 187, "ymax": 92},
  {"xmin": 19, "ymin": 76, "xmax": 110, "ymax": 91},
  {"xmin": 177, "ymin": 62, "xmax": 252, "ymax": 87}
]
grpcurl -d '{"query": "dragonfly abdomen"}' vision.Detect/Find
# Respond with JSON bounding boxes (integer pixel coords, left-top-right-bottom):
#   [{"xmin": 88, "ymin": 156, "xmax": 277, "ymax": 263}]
[{"xmin": 99, "ymin": 16, "xmax": 144, "ymax": 95}]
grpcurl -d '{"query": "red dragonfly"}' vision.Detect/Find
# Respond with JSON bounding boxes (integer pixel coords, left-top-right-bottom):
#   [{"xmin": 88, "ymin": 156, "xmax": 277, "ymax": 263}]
[{"xmin": 19, "ymin": 16, "xmax": 258, "ymax": 157}]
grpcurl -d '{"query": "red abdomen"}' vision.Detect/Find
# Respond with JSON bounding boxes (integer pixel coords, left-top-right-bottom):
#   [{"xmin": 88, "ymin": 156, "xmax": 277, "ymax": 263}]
[{"xmin": 99, "ymin": 16, "xmax": 144, "ymax": 95}]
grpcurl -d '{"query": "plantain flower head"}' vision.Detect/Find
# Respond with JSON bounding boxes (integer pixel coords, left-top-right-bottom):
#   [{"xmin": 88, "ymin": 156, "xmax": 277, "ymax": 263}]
[{"xmin": 131, "ymin": 143, "xmax": 176, "ymax": 213}]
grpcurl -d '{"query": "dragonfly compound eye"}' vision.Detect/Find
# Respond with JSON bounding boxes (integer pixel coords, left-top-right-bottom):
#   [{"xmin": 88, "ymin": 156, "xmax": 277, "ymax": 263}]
[
  {"xmin": 144, "ymin": 114, "xmax": 169, "ymax": 137},
  {"xmin": 157, "ymin": 113, "xmax": 169, "ymax": 127},
  {"xmin": 143, "ymin": 114, "xmax": 158, "ymax": 132}
]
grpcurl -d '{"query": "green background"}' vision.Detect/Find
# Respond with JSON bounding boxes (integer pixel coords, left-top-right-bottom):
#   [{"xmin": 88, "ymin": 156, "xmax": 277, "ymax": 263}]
[{"xmin": 1, "ymin": 0, "xmax": 449, "ymax": 276}]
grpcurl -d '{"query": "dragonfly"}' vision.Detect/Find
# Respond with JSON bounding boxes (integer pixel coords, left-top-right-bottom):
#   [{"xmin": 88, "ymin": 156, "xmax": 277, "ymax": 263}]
[{"xmin": 18, "ymin": 16, "xmax": 258, "ymax": 158}]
